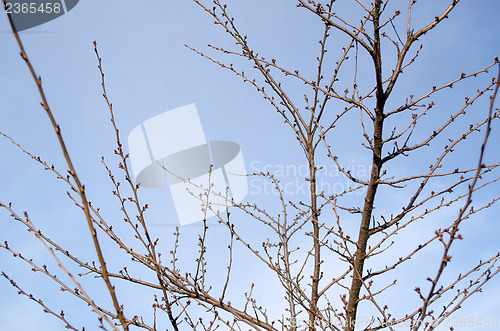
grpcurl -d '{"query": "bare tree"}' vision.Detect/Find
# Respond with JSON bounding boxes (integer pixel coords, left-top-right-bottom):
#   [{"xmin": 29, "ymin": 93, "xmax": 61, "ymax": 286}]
[{"xmin": 1, "ymin": 1, "xmax": 500, "ymax": 331}]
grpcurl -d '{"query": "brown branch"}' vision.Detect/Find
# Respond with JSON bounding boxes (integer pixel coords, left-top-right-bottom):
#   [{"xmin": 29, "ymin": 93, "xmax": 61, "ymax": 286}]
[{"xmin": 1, "ymin": 4, "xmax": 128, "ymax": 330}]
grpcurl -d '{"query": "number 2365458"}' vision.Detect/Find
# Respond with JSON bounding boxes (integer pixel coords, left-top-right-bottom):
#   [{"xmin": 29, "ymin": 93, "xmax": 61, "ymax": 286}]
[{"xmin": 5, "ymin": 2, "xmax": 62, "ymax": 14}]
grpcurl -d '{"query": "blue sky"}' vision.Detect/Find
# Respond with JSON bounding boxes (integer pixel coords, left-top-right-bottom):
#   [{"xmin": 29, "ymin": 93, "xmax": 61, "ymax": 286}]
[{"xmin": 1, "ymin": 1, "xmax": 500, "ymax": 330}]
